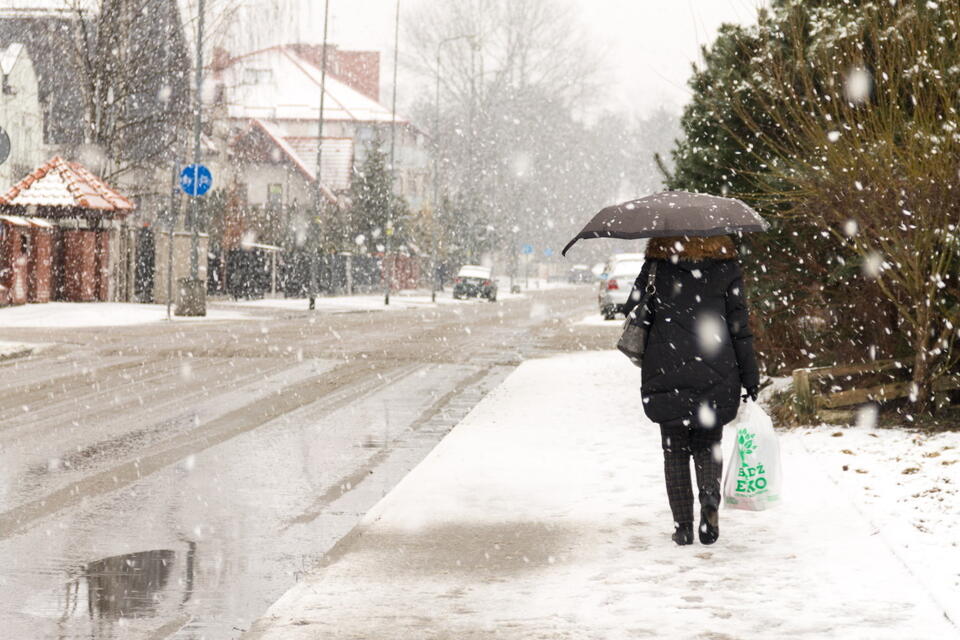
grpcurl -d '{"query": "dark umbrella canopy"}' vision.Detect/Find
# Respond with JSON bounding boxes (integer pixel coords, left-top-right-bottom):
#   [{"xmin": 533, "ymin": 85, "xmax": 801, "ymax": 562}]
[{"xmin": 561, "ymin": 191, "xmax": 769, "ymax": 256}]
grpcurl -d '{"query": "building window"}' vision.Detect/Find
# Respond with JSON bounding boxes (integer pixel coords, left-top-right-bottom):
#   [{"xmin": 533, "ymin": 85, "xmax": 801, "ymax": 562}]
[
  {"xmin": 243, "ymin": 68, "xmax": 273, "ymax": 85},
  {"xmin": 267, "ymin": 184, "xmax": 283, "ymax": 207}
]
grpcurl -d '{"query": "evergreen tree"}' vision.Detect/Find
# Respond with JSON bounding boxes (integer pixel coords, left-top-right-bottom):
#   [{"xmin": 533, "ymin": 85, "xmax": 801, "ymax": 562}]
[
  {"xmin": 664, "ymin": 4, "xmax": 900, "ymax": 375},
  {"xmin": 668, "ymin": 0, "xmax": 960, "ymax": 412},
  {"xmin": 346, "ymin": 142, "xmax": 409, "ymax": 253}
]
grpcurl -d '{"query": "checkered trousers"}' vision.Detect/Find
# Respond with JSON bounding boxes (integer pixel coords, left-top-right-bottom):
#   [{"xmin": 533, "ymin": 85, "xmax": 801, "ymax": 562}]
[{"xmin": 659, "ymin": 421, "xmax": 723, "ymax": 525}]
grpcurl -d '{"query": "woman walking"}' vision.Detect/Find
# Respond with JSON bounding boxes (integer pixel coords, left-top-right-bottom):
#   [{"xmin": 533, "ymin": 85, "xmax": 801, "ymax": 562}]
[{"xmin": 623, "ymin": 235, "xmax": 760, "ymax": 546}]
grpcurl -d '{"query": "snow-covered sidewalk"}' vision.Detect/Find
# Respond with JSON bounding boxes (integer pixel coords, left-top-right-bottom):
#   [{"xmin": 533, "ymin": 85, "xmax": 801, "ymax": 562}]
[
  {"xmin": 222, "ymin": 290, "xmax": 504, "ymax": 313},
  {"xmin": 0, "ymin": 302, "xmax": 249, "ymax": 328},
  {"xmin": 245, "ymin": 351, "xmax": 959, "ymax": 640}
]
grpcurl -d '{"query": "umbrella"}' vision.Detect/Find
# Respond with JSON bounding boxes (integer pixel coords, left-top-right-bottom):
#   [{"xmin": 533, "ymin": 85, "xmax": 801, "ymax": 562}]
[{"xmin": 561, "ymin": 191, "xmax": 769, "ymax": 256}]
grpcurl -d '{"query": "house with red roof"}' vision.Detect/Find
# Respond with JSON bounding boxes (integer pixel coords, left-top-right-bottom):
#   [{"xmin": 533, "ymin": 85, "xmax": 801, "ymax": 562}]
[
  {"xmin": 210, "ymin": 44, "xmax": 430, "ymax": 241},
  {"xmin": 0, "ymin": 156, "xmax": 135, "ymax": 303},
  {"xmin": 0, "ymin": 6, "xmax": 190, "ymax": 304}
]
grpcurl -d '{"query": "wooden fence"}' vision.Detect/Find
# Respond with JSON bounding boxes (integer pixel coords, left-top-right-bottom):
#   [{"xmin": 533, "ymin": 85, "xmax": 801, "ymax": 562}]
[{"xmin": 792, "ymin": 358, "xmax": 960, "ymax": 419}]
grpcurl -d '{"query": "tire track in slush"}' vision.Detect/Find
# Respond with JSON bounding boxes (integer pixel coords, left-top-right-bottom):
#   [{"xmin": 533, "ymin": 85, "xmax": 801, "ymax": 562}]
[
  {"xmin": 0, "ymin": 356, "xmax": 238, "ymax": 435},
  {"xmin": 2, "ymin": 359, "xmax": 328, "ymax": 509},
  {"xmin": 1, "ymin": 357, "xmax": 294, "ymax": 440},
  {"xmin": 0, "ymin": 359, "xmax": 422, "ymax": 540},
  {"xmin": 280, "ymin": 364, "xmax": 503, "ymax": 530}
]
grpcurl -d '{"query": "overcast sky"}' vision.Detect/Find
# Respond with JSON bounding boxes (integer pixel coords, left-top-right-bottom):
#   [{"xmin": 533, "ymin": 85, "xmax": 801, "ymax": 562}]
[
  {"xmin": 11, "ymin": 0, "xmax": 765, "ymax": 117},
  {"xmin": 247, "ymin": 0, "xmax": 768, "ymax": 118}
]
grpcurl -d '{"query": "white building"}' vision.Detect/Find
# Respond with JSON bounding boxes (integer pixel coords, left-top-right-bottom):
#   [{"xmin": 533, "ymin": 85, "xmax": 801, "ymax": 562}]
[{"xmin": 0, "ymin": 43, "xmax": 43, "ymax": 188}]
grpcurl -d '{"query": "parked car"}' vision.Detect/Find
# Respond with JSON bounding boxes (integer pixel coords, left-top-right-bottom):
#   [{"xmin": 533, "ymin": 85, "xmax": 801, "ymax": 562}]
[
  {"xmin": 598, "ymin": 253, "xmax": 645, "ymax": 320},
  {"xmin": 453, "ymin": 265, "xmax": 498, "ymax": 301}
]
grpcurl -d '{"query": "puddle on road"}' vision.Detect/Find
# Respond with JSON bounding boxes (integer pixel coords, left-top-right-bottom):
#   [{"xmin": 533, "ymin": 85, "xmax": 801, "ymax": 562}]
[{"xmin": 59, "ymin": 545, "xmax": 195, "ymax": 626}]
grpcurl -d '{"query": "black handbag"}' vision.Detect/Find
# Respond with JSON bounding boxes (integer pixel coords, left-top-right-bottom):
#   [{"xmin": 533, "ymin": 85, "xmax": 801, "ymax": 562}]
[{"xmin": 617, "ymin": 261, "xmax": 658, "ymax": 367}]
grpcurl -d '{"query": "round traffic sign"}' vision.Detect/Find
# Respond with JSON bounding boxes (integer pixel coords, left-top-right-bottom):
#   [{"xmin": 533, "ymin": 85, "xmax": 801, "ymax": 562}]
[{"xmin": 179, "ymin": 164, "xmax": 213, "ymax": 197}]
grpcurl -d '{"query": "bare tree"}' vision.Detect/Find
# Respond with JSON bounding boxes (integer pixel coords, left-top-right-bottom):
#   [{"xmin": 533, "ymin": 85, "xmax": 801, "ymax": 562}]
[
  {"xmin": 60, "ymin": 0, "xmax": 191, "ymax": 185},
  {"xmin": 407, "ymin": 0, "xmax": 599, "ymax": 112},
  {"xmin": 405, "ymin": 0, "xmax": 613, "ymax": 263}
]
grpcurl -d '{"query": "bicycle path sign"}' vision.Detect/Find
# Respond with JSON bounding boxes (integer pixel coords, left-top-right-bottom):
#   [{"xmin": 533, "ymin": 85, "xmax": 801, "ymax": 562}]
[{"xmin": 179, "ymin": 164, "xmax": 213, "ymax": 197}]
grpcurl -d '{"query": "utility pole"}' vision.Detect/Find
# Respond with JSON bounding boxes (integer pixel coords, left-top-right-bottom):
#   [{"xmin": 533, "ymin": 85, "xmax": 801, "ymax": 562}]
[
  {"xmin": 309, "ymin": 0, "xmax": 331, "ymax": 310},
  {"xmin": 163, "ymin": 13, "xmax": 179, "ymax": 320},
  {"xmin": 384, "ymin": 0, "xmax": 400, "ymax": 306},
  {"xmin": 432, "ymin": 45, "xmax": 441, "ymax": 304},
  {"xmin": 432, "ymin": 35, "xmax": 475, "ymax": 303},
  {"xmin": 179, "ymin": 0, "xmax": 207, "ymax": 316},
  {"xmin": 166, "ymin": 158, "xmax": 179, "ymax": 320}
]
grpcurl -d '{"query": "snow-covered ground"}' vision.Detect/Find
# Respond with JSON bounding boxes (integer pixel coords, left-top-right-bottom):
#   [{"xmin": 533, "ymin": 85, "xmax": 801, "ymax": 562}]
[
  {"xmin": 0, "ymin": 288, "xmax": 540, "ymax": 329},
  {"xmin": 223, "ymin": 289, "xmax": 525, "ymax": 312},
  {"xmin": 575, "ymin": 312, "xmax": 623, "ymax": 327},
  {"xmin": 795, "ymin": 424, "xmax": 959, "ymax": 622},
  {"xmin": 246, "ymin": 350, "xmax": 959, "ymax": 639},
  {"xmin": 0, "ymin": 302, "xmax": 250, "ymax": 328},
  {"xmin": 227, "ymin": 292, "xmax": 466, "ymax": 312},
  {"xmin": 496, "ymin": 276, "xmax": 579, "ymax": 292}
]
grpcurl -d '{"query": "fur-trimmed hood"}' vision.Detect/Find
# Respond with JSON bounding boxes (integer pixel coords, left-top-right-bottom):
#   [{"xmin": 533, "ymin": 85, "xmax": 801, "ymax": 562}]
[{"xmin": 645, "ymin": 235, "xmax": 737, "ymax": 261}]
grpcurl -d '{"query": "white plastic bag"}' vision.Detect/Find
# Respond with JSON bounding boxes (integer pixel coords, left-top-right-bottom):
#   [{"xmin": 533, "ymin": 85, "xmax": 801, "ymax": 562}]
[{"xmin": 723, "ymin": 401, "xmax": 782, "ymax": 511}]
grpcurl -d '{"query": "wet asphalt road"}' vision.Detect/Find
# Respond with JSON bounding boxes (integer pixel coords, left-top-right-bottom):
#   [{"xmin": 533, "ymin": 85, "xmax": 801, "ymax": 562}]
[{"xmin": 0, "ymin": 287, "xmax": 608, "ymax": 639}]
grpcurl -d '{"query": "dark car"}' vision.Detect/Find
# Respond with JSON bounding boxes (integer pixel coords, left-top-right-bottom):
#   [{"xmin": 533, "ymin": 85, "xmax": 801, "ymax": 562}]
[
  {"xmin": 452, "ymin": 265, "xmax": 497, "ymax": 301},
  {"xmin": 567, "ymin": 264, "xmax": 593, "ymax": 284}
]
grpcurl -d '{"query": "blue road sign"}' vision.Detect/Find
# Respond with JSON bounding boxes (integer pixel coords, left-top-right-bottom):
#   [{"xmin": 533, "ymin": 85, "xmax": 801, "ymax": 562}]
[
  {"xmin": 543, "ymin": 247, "xmax": 554, "ymax": 257},
  {"xmin": 521, "ymin": 244, "xmax": 534, "ymax": 255},
  {"xmin": 179, "ymin": 164, "xmax": 213, "ymax": 197}
]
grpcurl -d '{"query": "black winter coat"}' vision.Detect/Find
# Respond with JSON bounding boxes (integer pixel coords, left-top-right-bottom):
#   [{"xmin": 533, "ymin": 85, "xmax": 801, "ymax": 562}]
[{"xmin": 625, "ymin": 258, "xmax": 760, "ymax": 429}]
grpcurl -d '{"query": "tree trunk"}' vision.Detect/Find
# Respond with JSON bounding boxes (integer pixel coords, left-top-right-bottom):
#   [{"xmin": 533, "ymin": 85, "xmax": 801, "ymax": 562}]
[{"xmin": 911, "ymin": 335, "xmax": 935, "ymax": 416}]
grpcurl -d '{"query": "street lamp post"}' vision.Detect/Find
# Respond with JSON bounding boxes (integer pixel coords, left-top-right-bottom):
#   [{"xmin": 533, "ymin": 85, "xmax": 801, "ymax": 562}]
[
  {"xmin": 432, "ymin": 34, "xmax": 475, "ymax": 304},
  {"xmin": 309, "ymin": 0, "xmax": 331, "ymax": 311},
  {"xmin": 384, "ymin": 0, "xmax": 401, "ymax": 306}
]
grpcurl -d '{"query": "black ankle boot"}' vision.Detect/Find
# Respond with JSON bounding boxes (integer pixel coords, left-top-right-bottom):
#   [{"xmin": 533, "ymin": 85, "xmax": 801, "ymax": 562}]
[
  {"xmin": 693, "ymin": 446, "xmax": 722, "ymax": 545},
  {"xmin": 699, "ymin": 505, "xmax": 719, "ymax": 545},
  {"xmin": 672, "ymin": 522, "xmax": 694, "ymax": 546}
]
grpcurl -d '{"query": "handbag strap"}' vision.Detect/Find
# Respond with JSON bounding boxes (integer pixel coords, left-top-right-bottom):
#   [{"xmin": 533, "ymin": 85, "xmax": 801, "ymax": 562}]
[
  {"xmin": 645, "ymin": 261, "xmax": 658, "ymax": 294},
  {"xmin": 626, "ymin": 261, "xmax": 658, "ymax": 321}
]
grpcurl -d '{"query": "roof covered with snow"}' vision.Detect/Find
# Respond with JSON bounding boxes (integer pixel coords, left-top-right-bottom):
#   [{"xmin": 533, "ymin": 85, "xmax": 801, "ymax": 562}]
[
  {"xmin": 221, "ymin": 46, "xmax": 407, "ymax": 125},
  {"xmin": 243, "ymin": 119, "xmax": 341, "ymax": 200},
  {"xmin": 0, "ymin": 156, "xmax": 134, "ymax": 214},
  {"xmin": 457, "ymin": 265, "xmax": 492, "ymax": 279}
]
